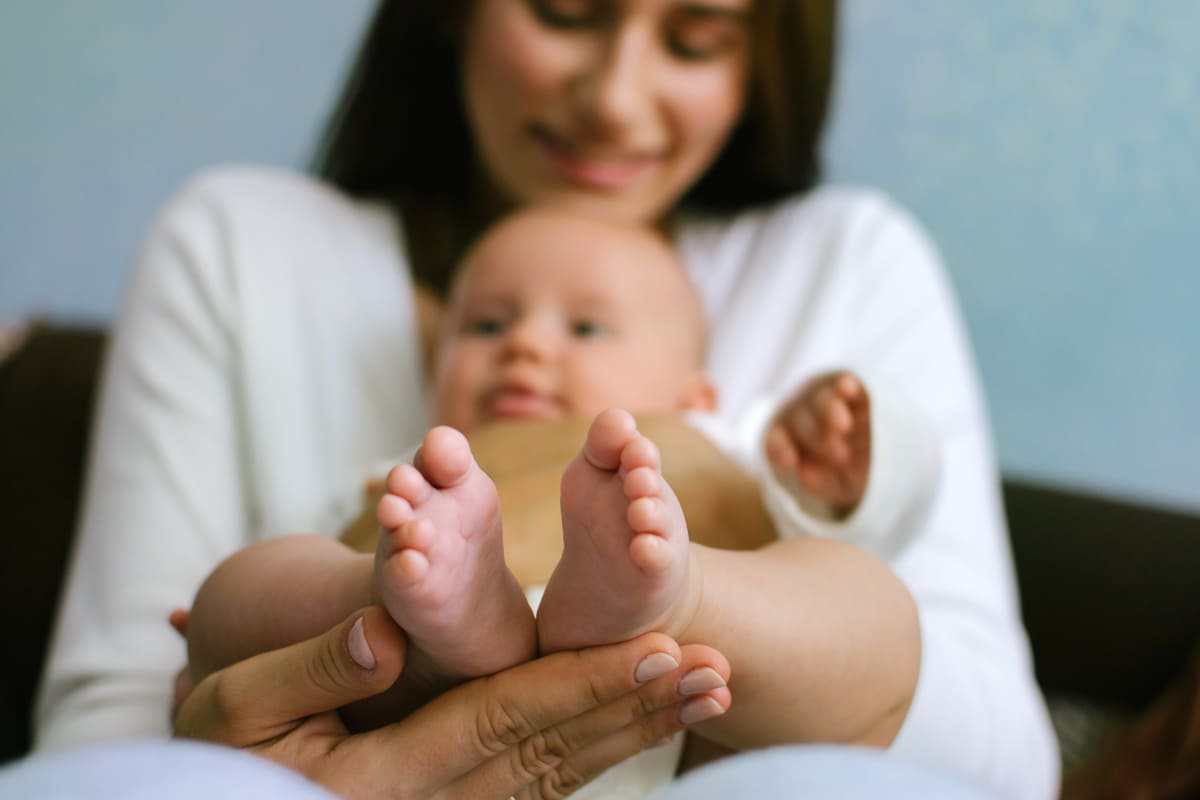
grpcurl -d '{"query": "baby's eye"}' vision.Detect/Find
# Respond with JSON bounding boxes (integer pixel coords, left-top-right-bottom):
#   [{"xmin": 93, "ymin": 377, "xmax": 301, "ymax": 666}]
[
  {"xmin": 468, "ymin": 318, "xmax": 506, "ymax": 337},
  {"xmin": 571, "ymin": 320, "xmax": 603, "ymax": 338}
]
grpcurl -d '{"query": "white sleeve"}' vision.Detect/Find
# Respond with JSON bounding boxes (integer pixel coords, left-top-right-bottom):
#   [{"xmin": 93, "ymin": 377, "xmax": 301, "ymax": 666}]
[
  {"xmin": 696, "ymin": 377, "xmax": 940, "ymax": 557},
  {"xmin": 35, "ymin": 175, "xmax": 253, "ymax": 748},
  {"xmin": 683, "ymin": 192, "xmax": 1058, "ymax": 799},
  {"xmin": 835, "ymin": 203, "xmax": 1060, "ymax": 799},
  {"xmin": 36, "ymin": 169, "xmax": 424, "ymax": 751}
]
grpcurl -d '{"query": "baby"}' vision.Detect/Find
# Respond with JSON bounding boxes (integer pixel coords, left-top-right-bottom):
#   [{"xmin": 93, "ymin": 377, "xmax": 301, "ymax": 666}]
[{"xmin": 186, "ymin": 208, "xmax": 905, "ymax": 724}]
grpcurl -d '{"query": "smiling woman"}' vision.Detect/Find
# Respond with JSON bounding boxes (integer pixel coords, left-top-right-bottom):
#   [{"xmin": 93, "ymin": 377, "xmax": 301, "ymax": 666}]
[
  {"xmin": 460, "ymin": 0, "xmax": 751, "ymax": 221},
  {"xmin": 316, "ymin": 0, "xmax": 835, "ymax": 292},
  {"xmin": 33, "ymin": 0, "xmax": 1058, "ymax": 797}
]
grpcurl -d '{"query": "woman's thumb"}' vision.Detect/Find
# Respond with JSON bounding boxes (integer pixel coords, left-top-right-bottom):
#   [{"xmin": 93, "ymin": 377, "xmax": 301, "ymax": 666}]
[{"xmin": 176, "ymin": 606, "xmax": 406, "ymax": 745}]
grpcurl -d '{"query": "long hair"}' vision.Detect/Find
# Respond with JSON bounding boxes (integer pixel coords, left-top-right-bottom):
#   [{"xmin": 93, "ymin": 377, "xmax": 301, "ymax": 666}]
[{"xmin": 314, "ymin": 0, "xmax": 837, "ymax": 283}]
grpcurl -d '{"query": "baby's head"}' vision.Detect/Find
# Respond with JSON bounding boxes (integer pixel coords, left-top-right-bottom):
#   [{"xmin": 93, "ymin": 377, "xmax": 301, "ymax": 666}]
[{"xmin": 434, "ymin": 208, "xmax": 715, "ymax": 433}]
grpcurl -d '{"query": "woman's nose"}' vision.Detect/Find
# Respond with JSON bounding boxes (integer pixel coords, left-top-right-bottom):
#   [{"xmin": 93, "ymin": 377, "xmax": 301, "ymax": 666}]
[{"xmin": 571, "ymin": 26, "xmax": 656, "ymax": 133}]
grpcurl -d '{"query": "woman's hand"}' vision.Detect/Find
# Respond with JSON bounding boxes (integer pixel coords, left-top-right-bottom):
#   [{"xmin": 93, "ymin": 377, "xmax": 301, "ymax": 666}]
[
  {"xmin": 175, "ymin": 605, "xmax": 732, "ymax": 799},
  {"xmin": 167, "ymin": 608, "xmax": 195, "ymax": 719}
]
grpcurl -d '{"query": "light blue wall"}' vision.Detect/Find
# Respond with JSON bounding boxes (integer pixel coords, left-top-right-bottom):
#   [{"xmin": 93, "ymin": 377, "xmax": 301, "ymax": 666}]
[
  {"xmin": 825, "ymin": 2, "xmax": 1199, "ymax": 510},
  {"xmin": 0, "ymin": 1, "xmax": 376, "ymax": 320},
  {"xmin": 2, "ymin": 2, "xmax": 1196, "ymax": 510}
]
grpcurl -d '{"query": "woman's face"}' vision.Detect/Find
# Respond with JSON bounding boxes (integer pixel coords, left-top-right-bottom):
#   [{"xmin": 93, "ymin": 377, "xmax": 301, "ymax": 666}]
[{"xmin": 461, "ymin": 0, "xmax": 753, "ymax": 224}]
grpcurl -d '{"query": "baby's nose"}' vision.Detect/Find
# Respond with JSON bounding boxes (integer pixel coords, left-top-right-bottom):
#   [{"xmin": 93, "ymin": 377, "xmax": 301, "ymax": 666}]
[{"xmin": 505, "ymin": 316, "xmax": 559, "ymax": 359}]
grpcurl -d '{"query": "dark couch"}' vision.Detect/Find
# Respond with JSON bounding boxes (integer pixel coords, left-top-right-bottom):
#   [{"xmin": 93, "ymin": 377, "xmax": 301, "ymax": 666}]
[{"xmin": 2, "ymin": 325, "xmax": 1198, "ymax": 793}]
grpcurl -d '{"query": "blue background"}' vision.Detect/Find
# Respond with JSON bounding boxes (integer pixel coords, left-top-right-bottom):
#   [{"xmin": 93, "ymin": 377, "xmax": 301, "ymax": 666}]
[{"xmin": 2, "ymin": 1, "xmax": 1197, "ymax": 510}]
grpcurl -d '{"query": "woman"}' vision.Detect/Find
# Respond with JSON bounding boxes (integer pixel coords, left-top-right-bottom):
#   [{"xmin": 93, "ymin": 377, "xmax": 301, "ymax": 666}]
[{"xmin": 36, "ymin": 1, "xmax": 1058, "ymax": 797}]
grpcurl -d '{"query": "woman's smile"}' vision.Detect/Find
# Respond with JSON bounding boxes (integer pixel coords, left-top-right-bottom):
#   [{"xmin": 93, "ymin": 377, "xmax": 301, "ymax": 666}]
[
  {"xmin": 531, "ymin": 124, "xmax": 665, "ymax": 191},
  {"xmin": 461, "ymin": 0, "xmax": 750, "ymax": 223}
]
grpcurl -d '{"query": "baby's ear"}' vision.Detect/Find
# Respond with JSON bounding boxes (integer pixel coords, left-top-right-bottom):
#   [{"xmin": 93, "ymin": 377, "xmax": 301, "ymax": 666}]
[{"xmin": 679, "ymin": 373, "xmax": 718, "ymax": 412}]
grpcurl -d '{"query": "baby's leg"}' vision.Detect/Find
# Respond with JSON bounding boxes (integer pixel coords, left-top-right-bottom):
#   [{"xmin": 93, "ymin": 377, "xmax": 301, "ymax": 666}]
[
  {"xmin": 375, "ymin": 426, "xmax": 535, "ymax": 685},
  {"xmin": 538, "ymin": 409, "xmax": 700, "ymax": 653},
  {"xmin": 188, "ymin": 534, "xmax": 375, "ymax": 684}
]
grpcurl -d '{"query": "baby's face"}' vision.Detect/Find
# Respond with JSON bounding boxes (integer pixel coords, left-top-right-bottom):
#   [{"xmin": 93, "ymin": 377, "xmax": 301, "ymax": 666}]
[{"xmin": 434, "ymin": 211, "xmax": 712, "ymax": 433}]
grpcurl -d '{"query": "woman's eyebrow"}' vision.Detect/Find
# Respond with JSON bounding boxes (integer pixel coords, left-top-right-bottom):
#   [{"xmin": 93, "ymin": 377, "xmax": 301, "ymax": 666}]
[{"xmin": 673, "ymin": 2, "xmax": 751, "ymax": 22}]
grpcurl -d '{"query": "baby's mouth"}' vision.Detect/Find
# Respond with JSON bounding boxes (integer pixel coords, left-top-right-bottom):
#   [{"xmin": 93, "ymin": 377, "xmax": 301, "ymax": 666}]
[{"xmin": 487, "ymin": 388, "xmax": 563, "ymax": 421}]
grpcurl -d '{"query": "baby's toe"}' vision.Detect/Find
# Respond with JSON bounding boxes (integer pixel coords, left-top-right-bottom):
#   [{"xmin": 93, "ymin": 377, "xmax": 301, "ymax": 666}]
[
  {"xmin": 623, "ymin": 465, "xmax": 662, "ymax": 502},
  {"xmin": 628, "ymin": 531, "xmax": 673, "ymax": 574},
  {"xmin": 583, "ymin": 408, "xmax": 638, "ymax": 471},
  {"xmin": 387, "ymin": 463, "xmax": 432, "ymax": 505},
  {"xmin": 619, "ymin": 434, "xmax": 660, "ymax": 476},
  {"xmin": 393, "ymin": 518, "xmax": 436, "ymax": 552},
  {"xmin": 415, "ymin": 426, "xmax": 476, "ymax": 489},
  {"xmin": 377, "ymin": 493, "xmax": 414, "ymax": 530},
  {"xmin": 627, "ymin": 495, "xmax": 669, "ymax": 535}
]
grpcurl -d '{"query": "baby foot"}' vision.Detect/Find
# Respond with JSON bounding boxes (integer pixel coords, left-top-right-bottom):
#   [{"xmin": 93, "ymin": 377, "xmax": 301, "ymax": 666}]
[
  {"xmin": 375, "ymin": 426, "xmax": 535, "ymax": 679},
  {"xmin": 537, "ymin": 409, "xmax": 699, "ymax": 653}
]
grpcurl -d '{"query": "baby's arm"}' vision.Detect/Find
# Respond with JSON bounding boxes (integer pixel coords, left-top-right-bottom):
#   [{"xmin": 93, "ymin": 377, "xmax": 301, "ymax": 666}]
[{"xmin": 765, "ymin": 371, "xmax": 870, "ymax": 515}]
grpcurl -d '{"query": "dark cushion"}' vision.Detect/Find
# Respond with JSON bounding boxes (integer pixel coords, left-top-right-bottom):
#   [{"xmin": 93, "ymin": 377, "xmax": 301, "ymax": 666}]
[
  {"xmin": 0, "ymin": 326, "xmax": 105, "ymax": 761},
  {"xmin": 1006, "ymin": 479, "xmax": 1200, "ymax": 708}
]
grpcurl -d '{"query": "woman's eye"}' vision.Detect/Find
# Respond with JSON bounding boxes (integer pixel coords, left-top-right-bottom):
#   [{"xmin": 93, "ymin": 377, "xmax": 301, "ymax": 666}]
[
  {"xmin": 571, "ymin": 320, "xmax": 602, "ymax": 338},
  {"xmin": 668, "ymin": 14, "xmax": 747, "ymax": 61},
  {"xmin": 468, "ymin": 318, "xmax": 505, "ymax": 336},
  {"xmin": 527, "ymin": 0, "xmax": 602, "ymax": 28}
]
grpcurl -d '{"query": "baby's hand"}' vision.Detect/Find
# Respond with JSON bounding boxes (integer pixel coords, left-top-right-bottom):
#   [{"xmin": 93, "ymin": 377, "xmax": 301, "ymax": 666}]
[{"xmin": 765, "ymin": 371, "xmax": 871, "ymax": 515}]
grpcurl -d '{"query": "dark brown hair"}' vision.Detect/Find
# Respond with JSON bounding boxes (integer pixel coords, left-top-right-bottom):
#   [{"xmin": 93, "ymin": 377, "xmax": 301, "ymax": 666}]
[{"xmin": 314, "ymin": 0, "xmax": 837, "ymax": 289}]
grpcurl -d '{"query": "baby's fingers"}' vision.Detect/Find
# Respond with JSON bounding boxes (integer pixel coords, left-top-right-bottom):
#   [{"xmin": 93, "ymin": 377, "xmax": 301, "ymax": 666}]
[
  {"xmin": 832, "ymin": 372, "xmax": 865, "ymax": 405},
  {"xmin": 765, "ymin": 422, "xmax": 801, "ymax": 469},
  {"xmin": 811, "ymin": 383, "xmax": 854, "ymax": 438},
  {"xmin": 781, "ymin": 396, "xmax": 847, "ymax": 466}
]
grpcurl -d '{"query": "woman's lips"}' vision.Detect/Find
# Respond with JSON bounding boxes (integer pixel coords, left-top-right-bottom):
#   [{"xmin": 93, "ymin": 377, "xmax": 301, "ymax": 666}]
[
  {"xmin": 533, "ymin": 127, "xmax": 660, "ymax": 191},
  {"xmin": 488, "ymin": 389, "xmax": 562, "ymax": 420}
]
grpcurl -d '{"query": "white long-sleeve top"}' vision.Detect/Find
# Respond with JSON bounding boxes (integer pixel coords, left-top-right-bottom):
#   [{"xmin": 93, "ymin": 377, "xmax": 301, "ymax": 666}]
[{"xmin": 35, "ymin": 167, "xmax": 1058, "ymax": 799}]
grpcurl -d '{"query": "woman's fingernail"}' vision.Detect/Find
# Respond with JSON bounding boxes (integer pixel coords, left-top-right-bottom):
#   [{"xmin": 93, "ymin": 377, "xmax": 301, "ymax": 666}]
[
  {"xmin": 679, "ymin": 696, "xmax": 725, "ymax": 725},
  {"xmin": 678, "ymin": 667, "xmax": 726, "ymax": 695},
  {"xmin": 348, "ymin": 617, "xmax": 376, "ymax": 670},
  {"xmin": 635, "ymin": 652, "xmax": 679, "ymax": 683}
]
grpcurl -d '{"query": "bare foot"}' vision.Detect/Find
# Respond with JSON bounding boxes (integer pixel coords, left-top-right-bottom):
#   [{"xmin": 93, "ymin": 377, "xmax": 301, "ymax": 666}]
[
  {"xmin": 538, "ymin": 409, "xmax": 700, "ymax": 653},
  {"xmin": 375, "ymin": 426, "xmax": 535, "ymax": 679}
]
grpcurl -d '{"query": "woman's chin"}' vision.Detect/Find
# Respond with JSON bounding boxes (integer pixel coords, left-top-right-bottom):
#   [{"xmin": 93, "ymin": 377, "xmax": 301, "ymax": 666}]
[{"xmin": 519, "ymin": 188, "xmax": 669, "ymax": 225}]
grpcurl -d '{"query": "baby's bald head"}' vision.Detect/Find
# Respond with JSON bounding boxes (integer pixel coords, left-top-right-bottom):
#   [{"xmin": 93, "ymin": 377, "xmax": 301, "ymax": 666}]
[{"xmin": 435, "ymin": 208, "xmax": 716, "ymax": 432}]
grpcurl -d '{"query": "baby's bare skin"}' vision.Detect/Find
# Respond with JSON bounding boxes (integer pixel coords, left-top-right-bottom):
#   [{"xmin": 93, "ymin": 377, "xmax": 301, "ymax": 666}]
[
  {"xmin": 374, "ymin": 410, "xmax": 700, "ymax": 683},
  {"xmin": 538, "ymin": 409, "xmax": 700, "ymax": 653},
  {"xmin": 766, "ymin": 371, "xmax": 872, "ymax": 515},
  {"xmin": 375, "ymin": 426, "xmax": 535, "ymax": 679}
]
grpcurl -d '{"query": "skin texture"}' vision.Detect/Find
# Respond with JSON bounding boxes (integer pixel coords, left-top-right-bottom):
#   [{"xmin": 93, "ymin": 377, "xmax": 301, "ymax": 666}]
[
  {"xmin": 374, "ymin": 426, "xmax": 537, "ymax": 684},
  {"xmin": 461, "ymin": 0, "xmax": 752, "ymax": 223},
  {"xmin": 538, "ymin": 409, "xmax": 699, "ymax": 653},
  {"xmin": 766, "ymin": 371, "xmax": 873, "ymax": 514},
  {"xmin": 186, "ymin": 213, "xmax": 726, "ymax": 721},
  {"xmin": 434, "ymin": 209, "xmax": 714, "ymax": 433},
  {"xmin": 340, "ymin": 416, "xmax": 776, "ymax": 588},
  {"xmin": 341, "ymin": 414, "xmax": 919, "ymax": 751},
  {"xmin": 176, "ymin": 607, "xmax": 733, "ymax": 799}
]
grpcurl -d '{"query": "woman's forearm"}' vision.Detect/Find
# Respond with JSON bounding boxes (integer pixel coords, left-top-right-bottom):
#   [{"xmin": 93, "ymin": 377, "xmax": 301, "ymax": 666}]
[{"xmin": 680, "ymin": 536, "xmax": 920, "ymax": 749}]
